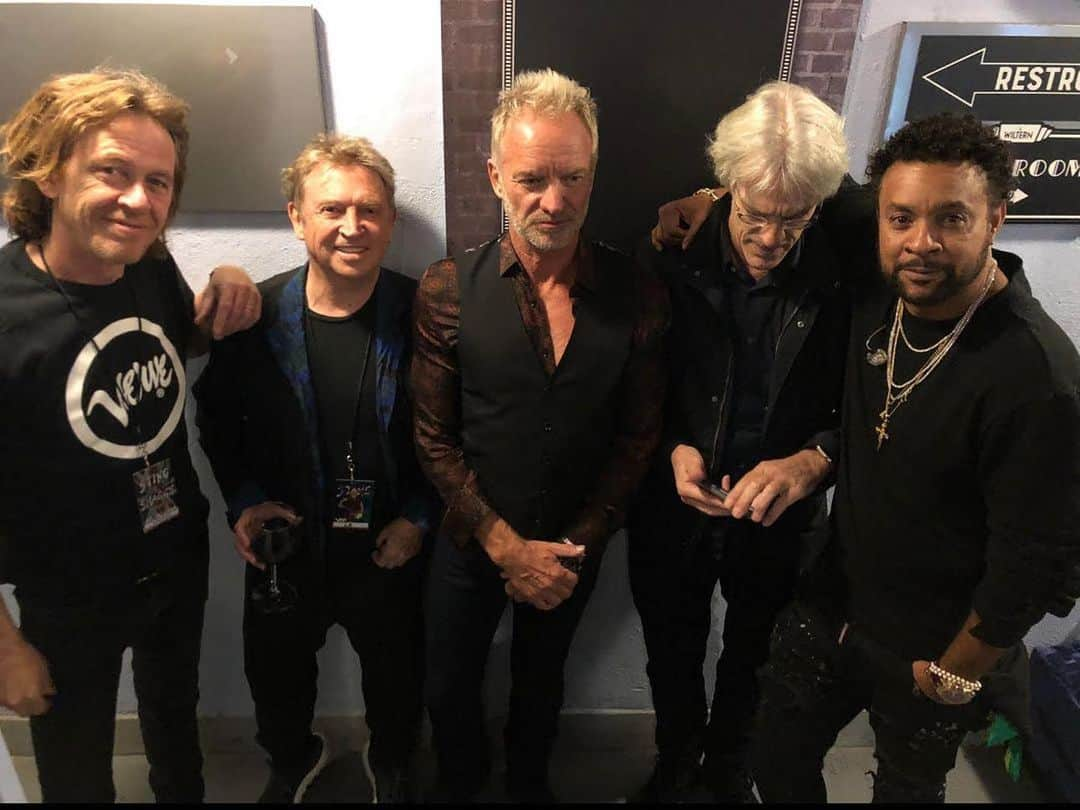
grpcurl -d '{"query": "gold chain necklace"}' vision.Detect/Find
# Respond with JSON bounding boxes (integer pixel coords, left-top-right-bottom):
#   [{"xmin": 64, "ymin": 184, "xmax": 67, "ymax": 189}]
[
  {"xmin": 898, "ymin": 315, "xmax": 951, "ymax": 354},
  {"xmin": 875, "ymin": 261, "xmax": 997, "ymax": 450}
]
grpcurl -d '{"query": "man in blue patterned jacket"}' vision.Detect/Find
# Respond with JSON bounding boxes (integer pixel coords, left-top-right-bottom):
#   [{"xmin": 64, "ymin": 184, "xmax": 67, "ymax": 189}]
[{"xmin": 195, "ymin": 134, "xmax": 439, "ymax": 804}]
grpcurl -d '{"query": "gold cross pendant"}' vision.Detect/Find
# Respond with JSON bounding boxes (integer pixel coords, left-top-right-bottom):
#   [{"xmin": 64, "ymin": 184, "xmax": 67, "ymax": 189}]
[{"xmin": 875, "ymin": 419, "xmax": 889, "ymax": 450}]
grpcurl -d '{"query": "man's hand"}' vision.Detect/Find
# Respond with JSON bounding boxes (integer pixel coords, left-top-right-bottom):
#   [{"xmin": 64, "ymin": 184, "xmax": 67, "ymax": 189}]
[
  {"xmin": 373, "ymin": 517, "xmax": 424, "ymax": 569},
  {"xmin": 0, "ymin": 637, "xmax": 55, "ymax": 716},
  {"xmin": 234, "ymin": 501, "xmax": 301, "ymax": 569},
  {"xmin": 671, "ymin": 444, "xmax": 730, "ymax": 516},
  {"xmin": 650, "ymin": 189, "xmax": 723, "ymax": 251},
  {"xmin": 194, "ymin": 265, "xmax": 262, "ymax": 340},
  {"xmin": 496, "ymin": 540, "xmax": 585, "ymax": 611},
  {"xmin": 722, "ymin": 448, "xmax": 831, "ymax": 526}
]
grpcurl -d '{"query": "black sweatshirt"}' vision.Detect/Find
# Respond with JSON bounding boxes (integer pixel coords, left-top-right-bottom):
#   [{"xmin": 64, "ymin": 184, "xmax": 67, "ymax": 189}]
[{"xmin": 817, "ymin": 249, "xmax": 1080, "ymax": 660}]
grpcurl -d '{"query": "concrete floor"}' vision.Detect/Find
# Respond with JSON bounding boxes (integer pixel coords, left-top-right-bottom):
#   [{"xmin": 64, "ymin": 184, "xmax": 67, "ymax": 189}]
[{"xmin": 7, "ymin": 711, "xmax": 1048, "ymax": 803}]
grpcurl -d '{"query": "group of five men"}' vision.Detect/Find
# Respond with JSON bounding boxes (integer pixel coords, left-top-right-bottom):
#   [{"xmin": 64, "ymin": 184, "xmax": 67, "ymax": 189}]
[{"xmin": 0, "ymin": 64, "xmax": 1077, "ymax": 806}]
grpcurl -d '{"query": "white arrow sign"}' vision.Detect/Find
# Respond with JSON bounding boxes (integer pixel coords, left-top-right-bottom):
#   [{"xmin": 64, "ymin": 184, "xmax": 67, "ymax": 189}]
[{"xmin": 923, "ymin": 48, "xmax": 1080, "ymax": 107}]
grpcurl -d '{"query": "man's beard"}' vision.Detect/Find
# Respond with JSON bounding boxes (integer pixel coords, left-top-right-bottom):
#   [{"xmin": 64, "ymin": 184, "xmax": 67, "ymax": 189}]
[
  {"xmin": 884, "ymin": 241, "xmax": 992, "ymax": 308},
  {"xmin": 508, "ymin": 207, "xmax": 586, "ymax": 253}
]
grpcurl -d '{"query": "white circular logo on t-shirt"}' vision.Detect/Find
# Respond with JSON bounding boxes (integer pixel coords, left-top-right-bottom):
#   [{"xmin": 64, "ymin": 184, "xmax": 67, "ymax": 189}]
[{"xmin": 65, "ymin": 317, "xmax": 186, "ymax": 460}]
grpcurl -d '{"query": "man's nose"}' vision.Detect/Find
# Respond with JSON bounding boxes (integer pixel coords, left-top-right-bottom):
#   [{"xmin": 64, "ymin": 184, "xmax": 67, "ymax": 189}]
[
  {"xmin": 340, "ymin": 208, "xmax": 363, "ymax": 236},
  {"xmin": 905, "ymin": 220, "xmax": 941, "ymax": 254},
  {"xmin": 118, "ymin": 182, "xmax": 150, "ymax": 211},
  {"xmin": 539, "ymin": 181, "xmax": 566, "ymax": 214}
]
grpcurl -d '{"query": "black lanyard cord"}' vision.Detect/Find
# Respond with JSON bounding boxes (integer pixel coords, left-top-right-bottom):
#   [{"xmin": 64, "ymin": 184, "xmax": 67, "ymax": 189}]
[
  {"xmin": 37, "ymin": 243, "xmax": 150, "ymax": 458},
  {"xmin": 304, "ymin": 296, "xmax": 375, "ymax": 479}
]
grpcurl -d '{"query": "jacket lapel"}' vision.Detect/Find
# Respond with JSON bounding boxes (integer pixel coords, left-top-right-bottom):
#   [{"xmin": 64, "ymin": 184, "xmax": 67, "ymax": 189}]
[{"xmin": 264, "ymin": 266, "xmax": 325, "ymax": 494}]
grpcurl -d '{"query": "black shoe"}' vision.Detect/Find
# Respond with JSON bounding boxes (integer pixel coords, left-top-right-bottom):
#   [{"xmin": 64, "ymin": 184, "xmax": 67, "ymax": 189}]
[
  {"xmin": 505, "ymin": 774, "xmax": 557, "ymax": 804},
  {"xmin": 705, "ymin": 765, "xmax": 758, "ymax": 804},
  {"xmin": 363, "ymin": 740, "xmax": 413, "ymax": 803},
  {"xmin": 628, "ymin": 755, "xmax": 712, "ymax": 803},
  {"xmin": 258, "ymin": 732, "xmax": 330, "ymax": 803}
]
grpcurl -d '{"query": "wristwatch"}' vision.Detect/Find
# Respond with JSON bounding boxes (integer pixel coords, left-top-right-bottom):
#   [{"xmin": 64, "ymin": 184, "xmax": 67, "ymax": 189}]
[{"xmin": 927, "ymin": 661, "xmax": 982, "ymax": 705}]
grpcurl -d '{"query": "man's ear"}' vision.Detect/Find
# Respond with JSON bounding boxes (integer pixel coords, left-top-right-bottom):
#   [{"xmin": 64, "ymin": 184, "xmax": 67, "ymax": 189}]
[
  {"xmin": 487, "ymin": 158, "xmax": 504, "ymax": 201},
  {"xmin": 286, "ymin": 201, "xmax": 305, "ymax": 240},
  {"xmin": 35, "ymin": 172, "xmax": 61, "ymax": 201},
  {"xmin": 989, "ymin": 199, "xmax": 1007, "ymax": 236}
]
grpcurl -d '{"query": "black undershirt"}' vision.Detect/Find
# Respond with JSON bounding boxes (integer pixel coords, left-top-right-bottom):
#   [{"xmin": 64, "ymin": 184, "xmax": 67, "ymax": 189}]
[
  {"xmin": 305, "ymin": 288, "xmax": 386, "ymax": 541},
  {"xmin": 717, "ymin": 233, "xmax": 799, "ymax": 479}
]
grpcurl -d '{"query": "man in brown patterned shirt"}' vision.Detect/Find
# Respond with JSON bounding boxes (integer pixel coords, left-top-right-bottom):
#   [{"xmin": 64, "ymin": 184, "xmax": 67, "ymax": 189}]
[{"xmin": 412, "ymin": 69, "xmax": 668, "ymax": 802}]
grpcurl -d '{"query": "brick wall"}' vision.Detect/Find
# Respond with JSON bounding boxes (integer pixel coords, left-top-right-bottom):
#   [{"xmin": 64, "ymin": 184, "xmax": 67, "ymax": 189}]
[
  {"xmin": 441, "ymin": 0, "xmax": 863, "ymax": 253},
  {"xmin": 791, "ymin": 0, "xmax": 863, "ymax": 112}
]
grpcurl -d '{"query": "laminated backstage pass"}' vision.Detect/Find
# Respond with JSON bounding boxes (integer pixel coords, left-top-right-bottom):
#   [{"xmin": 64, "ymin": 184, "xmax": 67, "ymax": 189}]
[
  {"xmin": 133, "ymin": 458, "xmax": 181, "ymax": 533},
  {"xmin": 333, "ymin": 479, "xmax": 376, "ymax": 530}
]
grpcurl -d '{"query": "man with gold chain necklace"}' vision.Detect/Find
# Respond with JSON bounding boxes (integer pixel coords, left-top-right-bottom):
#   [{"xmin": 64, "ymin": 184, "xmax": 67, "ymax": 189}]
[{"xmin": 652, "ymin": 113, "xmax": 1080, "ymax": 802}]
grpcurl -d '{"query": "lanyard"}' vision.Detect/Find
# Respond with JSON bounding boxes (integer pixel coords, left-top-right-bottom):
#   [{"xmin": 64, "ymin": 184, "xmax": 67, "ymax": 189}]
[
  {"xmin": 37, "ymin": 244, "xmax": 152, "ymax": 466},
  {"xmin": 304, "ymin": 297, "xmax": 375, "ymax": 479}
]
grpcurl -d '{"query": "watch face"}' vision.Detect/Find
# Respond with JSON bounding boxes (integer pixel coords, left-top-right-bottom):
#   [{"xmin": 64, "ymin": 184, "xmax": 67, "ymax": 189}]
[{"xmin": 935, "ymin": 682, "xmax": 970, "ymax": 704}]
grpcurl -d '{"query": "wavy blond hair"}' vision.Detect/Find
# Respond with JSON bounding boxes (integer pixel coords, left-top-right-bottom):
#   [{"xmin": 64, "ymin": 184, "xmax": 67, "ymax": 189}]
[
  {"xmin": 0, "ymin": 69, "xmax": 189, "ymax": 256},
  {"xmin": 281, "ymin": 133, "xmax": 396, "ymax": 207}
]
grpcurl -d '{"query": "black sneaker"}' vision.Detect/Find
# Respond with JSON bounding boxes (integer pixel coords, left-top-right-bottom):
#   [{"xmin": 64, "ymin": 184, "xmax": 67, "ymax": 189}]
[
  {"xmin": 363, "ymin": 740, "xmax": 413, "ymax": 803},
  {"xmin": 258, "ymin": 732, "xmax": 330, "ymax": 803}
]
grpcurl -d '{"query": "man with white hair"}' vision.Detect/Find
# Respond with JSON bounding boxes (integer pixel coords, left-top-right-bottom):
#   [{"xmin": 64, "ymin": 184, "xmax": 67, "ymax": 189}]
[
  {"xmin": 626, "ymin": 81, "xmax": 851, "ymax": 802},
  {"xmin": 412, "ymin": 69, "xmax": 669, "ymax": 801}
]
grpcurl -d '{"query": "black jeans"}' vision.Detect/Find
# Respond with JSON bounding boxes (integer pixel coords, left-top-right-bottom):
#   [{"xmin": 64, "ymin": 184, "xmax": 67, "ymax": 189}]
[
  {"xmin": 19, "ymin": 568, "xmax": 206, "ymax": 803},
  {"xmin": 751, "ymin": 600, "xmax": 998, "ymax": 803},
  {"xmin": 628, "ymin": 518, "xmax": 801, "ymax": 778},
  {"xmin": 424, "ymin": 535, "xmax": 603, "ymax": 795},
  {"xmin": 243, "ymin": 532, "xmax": 425, "ymax": 774}
]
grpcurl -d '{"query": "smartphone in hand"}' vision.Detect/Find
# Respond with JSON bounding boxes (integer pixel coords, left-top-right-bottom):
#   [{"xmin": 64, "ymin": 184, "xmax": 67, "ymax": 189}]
[{"xmin": 700, "ymin": 479, "xmax": 729, "ymax": 500}]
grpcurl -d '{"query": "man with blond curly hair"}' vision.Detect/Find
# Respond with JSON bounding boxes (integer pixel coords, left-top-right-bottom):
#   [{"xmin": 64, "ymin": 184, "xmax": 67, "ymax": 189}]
[{"xmin": 0, "ymin": 69, "xmax": 259, "ymax": 802}]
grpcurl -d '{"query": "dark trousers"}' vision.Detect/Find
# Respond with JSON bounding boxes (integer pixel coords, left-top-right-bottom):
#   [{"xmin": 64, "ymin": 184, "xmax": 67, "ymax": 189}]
[
  {"xmin": 628, "ymin": 519, "xmax": 801, "ymax": 777},
  {"xmin": 751, "ymin": 600, "xmax": 996, "ymax": 803},
  {"xmin": 243, "ymin": 534, "xmax": 425, "ymax": 773},
  {"xmin": 19, "ymin": 571, "xmax": 206, "ymax": 803},
  {"xmin": 424, "ymin": 535, "xmax": 603, "ymax": 794}
]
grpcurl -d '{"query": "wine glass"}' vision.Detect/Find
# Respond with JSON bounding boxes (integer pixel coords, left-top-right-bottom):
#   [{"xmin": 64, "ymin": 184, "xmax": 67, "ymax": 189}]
[{"xmin": 250, "ymin": 516, "xmax": 301, "ymax": 614}]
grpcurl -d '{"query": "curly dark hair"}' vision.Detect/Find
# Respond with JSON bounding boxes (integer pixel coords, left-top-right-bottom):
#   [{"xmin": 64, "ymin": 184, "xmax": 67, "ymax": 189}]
[{"xmin": 866, "ymin": 113, "xmax": 1016, "ymax": 205}]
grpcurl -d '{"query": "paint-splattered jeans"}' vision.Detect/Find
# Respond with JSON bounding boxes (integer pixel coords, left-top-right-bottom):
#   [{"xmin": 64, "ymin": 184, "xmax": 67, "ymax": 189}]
[{"xmin": 750, "ymin": 600, "xmax": 991, "ymax": 803}]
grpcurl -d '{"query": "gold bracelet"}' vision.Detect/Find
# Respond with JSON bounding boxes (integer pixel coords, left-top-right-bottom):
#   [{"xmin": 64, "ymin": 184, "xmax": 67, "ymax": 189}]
[
  {"xmin": 813, "ymin": 444, "xmax": 833, "ymax": 466},
  {"xmin": 693, "ymin": 187, "xmax": 720, "ymax": 203}
]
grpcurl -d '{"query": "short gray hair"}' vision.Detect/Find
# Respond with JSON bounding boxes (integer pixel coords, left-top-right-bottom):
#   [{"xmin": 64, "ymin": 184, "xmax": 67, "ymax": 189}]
[
  {"xmin": 707, "ymin": 81, "xmax": 848, "ymax": 206},
  {"xmin": 490, "ymin": 69, "xmax": 599, "ymax": 165}
]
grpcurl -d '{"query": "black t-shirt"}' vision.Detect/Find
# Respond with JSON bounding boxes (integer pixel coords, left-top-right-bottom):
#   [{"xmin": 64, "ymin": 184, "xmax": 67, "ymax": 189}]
[
  {"xmin": 304, "ymin": 286, "xmax": 386, "ymax": 541},
  {"xmin": 823, "ymin": 250, "xmax": 1080, "ymax": 659},
  {"xmin": 0, "ymin": 239, "xmax": 210, "ymax": 604}
]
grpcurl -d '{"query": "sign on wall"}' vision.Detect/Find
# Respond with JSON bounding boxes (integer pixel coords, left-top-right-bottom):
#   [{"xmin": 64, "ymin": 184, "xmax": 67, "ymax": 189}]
[{"xmin": 886, "ymin": 23, "xmax": 1080, "ymax": 223}]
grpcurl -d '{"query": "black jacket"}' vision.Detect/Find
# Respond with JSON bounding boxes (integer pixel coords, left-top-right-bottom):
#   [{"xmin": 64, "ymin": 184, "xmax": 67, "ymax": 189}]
[
  {"xmin": 193, "ymin": 265, "xmax": 440, "ymax": 567},
  {"xmin": 631, "ymin": 194, "xmax": 853, "ymax": 553}
]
